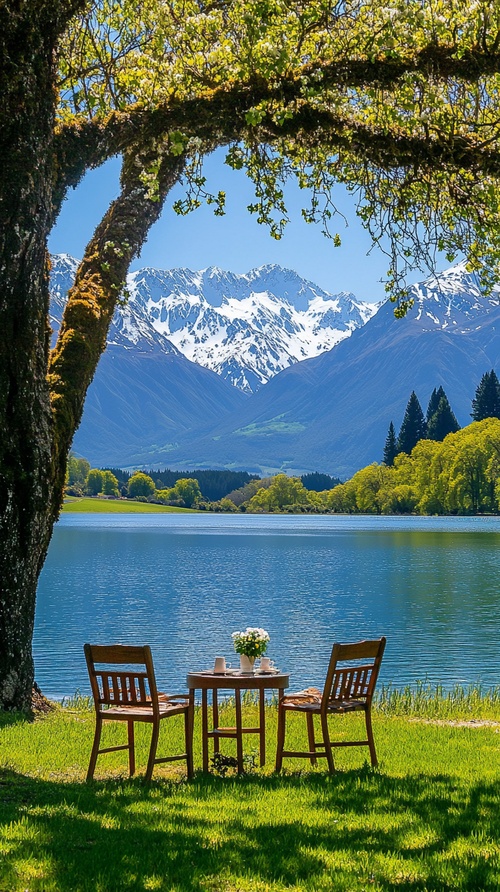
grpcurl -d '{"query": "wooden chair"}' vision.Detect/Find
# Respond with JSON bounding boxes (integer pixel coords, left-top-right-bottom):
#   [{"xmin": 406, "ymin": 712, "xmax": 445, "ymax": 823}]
[
  {"xmin": 84, "ymin": 643, "xmax": 194, "ymax": 782},
  {"xmin": 275, "ymin": 637, "xmax": 386, "ymax": 773}
]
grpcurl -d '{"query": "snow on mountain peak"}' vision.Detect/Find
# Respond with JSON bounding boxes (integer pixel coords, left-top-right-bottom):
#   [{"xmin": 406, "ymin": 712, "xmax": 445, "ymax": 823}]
[
  {"xmin": 49, "ymin": 255, "xmax": 380, "ymax": 393},
  {"xmin": 408, "ymin": 262, "xmax": 500, "ymax": 331},
  {"xmin": 125, "ymin": 263, "xmax": 379, "ymax": 391}
]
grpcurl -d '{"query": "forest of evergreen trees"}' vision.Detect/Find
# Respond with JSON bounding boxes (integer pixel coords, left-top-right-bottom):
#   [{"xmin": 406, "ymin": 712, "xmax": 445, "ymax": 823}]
[{"xmin": 383, "ymin": 371, "xmax": 500, "ymax": 466}]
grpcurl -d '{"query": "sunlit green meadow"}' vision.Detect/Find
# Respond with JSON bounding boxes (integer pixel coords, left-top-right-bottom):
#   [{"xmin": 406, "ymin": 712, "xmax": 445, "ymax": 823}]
[
  {"xmin": 2, "ymin": 692, "xmax": 500, "ymax": 891},
  {"xmin": 62, "ymin": 498, "xmax": 192, "ymax": 513}
]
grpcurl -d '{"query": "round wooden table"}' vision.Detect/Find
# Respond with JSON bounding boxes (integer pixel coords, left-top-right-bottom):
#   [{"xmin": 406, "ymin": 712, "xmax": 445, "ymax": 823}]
[{"xmin": 186, "ymin": 670, "xmax": 290, "ymax": 773}]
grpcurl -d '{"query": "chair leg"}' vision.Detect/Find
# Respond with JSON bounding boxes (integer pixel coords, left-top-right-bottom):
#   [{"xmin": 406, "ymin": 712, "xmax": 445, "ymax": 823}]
[
  {"xmin": 87, "ymin": 715, "xmax": 103, "ymax": 781},
  {"xmin": 275, "ymin": 705, "xmax": 286, "ymax": 771},
  {"xmin": 185, "ymin": 707, "xmax": 194, "ymax": 779},
  {"xmin": 320, "ymin": 713, "xmax": 335, "ymax": 774},
  {"xmin": 365, "ymin": 707, "xmax": 378, "ymax": 767},
  {"xmin": 145, "ymin": 721, "xmax": 160, "ymax": 782},
  {"xmin": 127, "ymin": 721, "xmax": 136, "ymax": 776},
  {"xmin": 306, "ymin": 713, "xmax": 317, "ymax": 766}
]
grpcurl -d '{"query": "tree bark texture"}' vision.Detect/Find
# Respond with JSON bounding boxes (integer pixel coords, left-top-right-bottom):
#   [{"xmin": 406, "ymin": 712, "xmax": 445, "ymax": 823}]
[
  {"xmin": 0, "ymin": 3, "xmax": 69, "ymax": 710},
  {"xmin": 0, "ymin": 2, "xmax": 183, "ymax": 710}
]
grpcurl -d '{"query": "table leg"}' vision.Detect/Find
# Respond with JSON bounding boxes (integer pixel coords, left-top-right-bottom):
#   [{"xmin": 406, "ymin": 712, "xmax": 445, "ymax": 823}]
[
  {"xmin": 235, "ymin": 688, "xmax": 244, "ymax": 773},
  {"xmin": 202, "ymin": 688, "xmax": 209, "ymax": 773},
  {"xmin": 259, "ymin": 688, "xmax": 266, "ymax": 767},
  {"xmin": 212, "ymin": 688, "xmax": 220, "ymax": 758}
]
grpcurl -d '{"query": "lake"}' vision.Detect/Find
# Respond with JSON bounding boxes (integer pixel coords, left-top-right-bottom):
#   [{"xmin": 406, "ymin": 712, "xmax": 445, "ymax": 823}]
[{"xmin": 34, "ymin": 513, "xmax": 500, "ymax": 699}]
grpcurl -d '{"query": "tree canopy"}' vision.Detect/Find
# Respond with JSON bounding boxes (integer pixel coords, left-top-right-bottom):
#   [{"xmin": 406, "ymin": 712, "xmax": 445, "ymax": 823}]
[
  {"xmin": 5, "ymin": 0, "xmax": 500, "ymax": 708},
  {"xmin": 329, "ymin": 419, "xmax": 500, "ymax": 515},
  {"xmin": 53, "ymin": 0, "xmax": 500, "ymax": 303}
]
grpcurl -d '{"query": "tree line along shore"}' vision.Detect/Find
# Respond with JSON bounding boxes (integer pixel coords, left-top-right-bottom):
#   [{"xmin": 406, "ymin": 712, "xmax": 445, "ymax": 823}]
[
  {"xmin": 65, "ymin": 374, "xmax": 500, "ymax": 516},
  {"xmin": 66, "ymin": 416, "xmax": 500, "ymax": 516}
]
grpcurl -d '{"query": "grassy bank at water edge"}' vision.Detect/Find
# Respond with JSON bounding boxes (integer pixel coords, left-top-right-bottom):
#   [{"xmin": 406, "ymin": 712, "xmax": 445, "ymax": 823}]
[{"xmin": 62, "ymin": 498, "xmax": 193, "ymax": 513}]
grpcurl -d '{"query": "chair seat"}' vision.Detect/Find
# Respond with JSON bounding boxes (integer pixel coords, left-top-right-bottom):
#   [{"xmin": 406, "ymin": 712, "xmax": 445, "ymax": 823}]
[
  {"xmin": 100, "ymin": 699, "xmax": 189, "ymax": 720},
  {"xmin": 281, "ymin": 689, "xmax": 367, "ymax": 713},
  {"xmin": 327, "ymin": 698, "xmax": 367, "ymax": 713},
  {"xmin": 281, "ymin": 687, "xmax": 322, "ymax": 707}
]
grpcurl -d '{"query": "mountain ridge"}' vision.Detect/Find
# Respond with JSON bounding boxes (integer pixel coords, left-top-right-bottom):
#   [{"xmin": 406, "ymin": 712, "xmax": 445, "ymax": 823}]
[
  {"xmin": 133, "ymin": 262, "xmax": 500, "ymax": 478},
  {"xmin": 50, "ymin": 256, "xmax": 500, "ymax": 477}
]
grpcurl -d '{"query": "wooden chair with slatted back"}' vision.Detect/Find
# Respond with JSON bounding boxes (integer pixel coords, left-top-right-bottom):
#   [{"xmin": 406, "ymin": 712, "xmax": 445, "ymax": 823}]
[
  {"xmin": 84, "ymin": 643, "xmax": 194, "ymax": 782},
  {"xmin": 275, "ymin": 637, "xmax": 386, "ymax": 773}
]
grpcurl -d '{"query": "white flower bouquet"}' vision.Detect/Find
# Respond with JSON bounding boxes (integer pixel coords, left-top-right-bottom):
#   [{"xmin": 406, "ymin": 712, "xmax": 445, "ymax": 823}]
[{"xmin": 231, "ymin": 627, "xmax": 270, "ymax": 658}]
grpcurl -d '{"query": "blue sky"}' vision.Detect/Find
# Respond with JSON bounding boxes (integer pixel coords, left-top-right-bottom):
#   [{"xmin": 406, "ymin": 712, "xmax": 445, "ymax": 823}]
[{"xmin": 50, "ymin": 148, "xmax": 427, "ymax": 303}]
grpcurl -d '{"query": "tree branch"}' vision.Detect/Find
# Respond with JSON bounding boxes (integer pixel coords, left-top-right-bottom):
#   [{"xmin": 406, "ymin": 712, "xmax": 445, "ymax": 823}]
[
  {"xmin": 53, "ymin": 42, "xmax": 500, "ymax": 212},
  {"xmin": 48, "ymin": 144, "xmax": 184, "ymax": 494}
]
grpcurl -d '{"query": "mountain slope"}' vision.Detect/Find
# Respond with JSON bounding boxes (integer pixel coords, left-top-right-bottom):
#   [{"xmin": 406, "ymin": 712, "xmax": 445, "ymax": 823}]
[
  {"xmin": 50, "ymin": 256, "xmax": 248, "ymax": 467},
  {"xmin": 71, "ymin": 347, "xmax": 248, "ymax": 468},
  {"xmin": 153, "ymin": 264, "xmax": 500, "ymax": 478}
]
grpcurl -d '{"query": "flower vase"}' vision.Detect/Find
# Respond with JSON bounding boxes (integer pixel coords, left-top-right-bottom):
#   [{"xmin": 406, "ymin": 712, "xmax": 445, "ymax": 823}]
[{"xmin": 239, "ymin": 654, "xmax": 255, "ymax": 673}]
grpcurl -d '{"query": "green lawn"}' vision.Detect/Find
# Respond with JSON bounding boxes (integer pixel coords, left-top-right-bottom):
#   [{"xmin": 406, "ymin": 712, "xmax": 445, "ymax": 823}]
[
  {"xmin": 62, "ymin": 498, "xmax": 193, "ymax": 513},
  {"xmin": 1, "ymin": 697, "xmax": 500, "ymax": 891}
]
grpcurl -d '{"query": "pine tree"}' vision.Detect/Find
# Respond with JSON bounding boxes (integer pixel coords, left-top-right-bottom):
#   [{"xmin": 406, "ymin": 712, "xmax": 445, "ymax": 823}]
[
  {"xmin": 397, "ymin": 392, "xmax": 427, "ymax": 455},
  {"xmin": 383, "ymin": 421, "xmax": 398, "ymax": 466},
  {"xmin": 471, "ymin": 370, "xmax": 500, "ymax": 421},
  {"xmin": 427, "ymin": 395, "xmax": 460, "ymax": 440},
  {"xmin": 426, "ymin": 386, "xmax": 446, "ymax": 422}
]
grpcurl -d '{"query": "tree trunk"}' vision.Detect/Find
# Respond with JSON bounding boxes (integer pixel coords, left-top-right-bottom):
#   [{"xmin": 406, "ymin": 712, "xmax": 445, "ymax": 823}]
[
  {"xmin": 0, "ymin": 7, "xmax": 185, "ymax": 706},
  {"xmin": 0, "ymin": 5, "xmax": 65, "ymax": 709}
]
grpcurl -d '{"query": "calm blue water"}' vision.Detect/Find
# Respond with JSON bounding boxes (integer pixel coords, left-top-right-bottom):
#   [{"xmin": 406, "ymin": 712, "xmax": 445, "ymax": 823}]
[{"xmin": 34, "ymin": 513, "xmax": 500, "ymax": 699}]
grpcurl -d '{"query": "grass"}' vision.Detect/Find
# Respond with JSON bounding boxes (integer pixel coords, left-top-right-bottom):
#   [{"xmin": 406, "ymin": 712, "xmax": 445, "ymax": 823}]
[
  {"xmin": 62, "ymin": 498, "xmax": 193, "ymax": 514},
  {"xmin": 2, "ymin": 691, "xmax": 500, "ymax": 891}
]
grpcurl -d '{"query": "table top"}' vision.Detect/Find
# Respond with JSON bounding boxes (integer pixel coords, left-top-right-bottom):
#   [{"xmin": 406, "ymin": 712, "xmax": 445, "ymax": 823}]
[{"xmin": 187, "ymin": 670, "xmax": 290, "ymax": 690}]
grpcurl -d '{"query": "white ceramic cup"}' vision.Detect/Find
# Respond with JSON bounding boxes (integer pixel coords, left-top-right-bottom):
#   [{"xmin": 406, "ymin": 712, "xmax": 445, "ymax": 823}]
[
  {"xmin": 214, "ymin": 656, "xmax": 226, "ymax": 673},
  {"xmin": 259, "ymin": 657, "xmax": 274, "ymax": 672}
]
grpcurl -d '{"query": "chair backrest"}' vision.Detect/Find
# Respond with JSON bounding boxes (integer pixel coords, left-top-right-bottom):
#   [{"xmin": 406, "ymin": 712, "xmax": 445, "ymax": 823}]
[
  {"xmin": 322, "ymin": 637, "xmax": 386, "ymax": 707},
  {"xmin": 84, "ymin": 644, "xmax": 159, "ymax": 712}
]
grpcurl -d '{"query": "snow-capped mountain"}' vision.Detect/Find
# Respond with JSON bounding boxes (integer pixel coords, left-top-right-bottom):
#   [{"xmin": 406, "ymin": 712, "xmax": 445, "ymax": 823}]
[
  {"xmin": 51, "ymin": 256, "xmax": 500, "ymax": 476},
  {"xmin": 50, "ymin": 256, "xmax": 248, "ymax": 467},
  {"xmin": 127, "ymin": 264, "xmax": 379, "ymax": 392},
  {"xmin": 144, "ymin": 262, "xmax": 500, "ymax": 477},
  {"xmin": 50, "ymin": 256, "xmax": 379, "ymax": 393},
  {"xmin": 408, "ymin": 262, "xmax": 500, "ymax": 330}
]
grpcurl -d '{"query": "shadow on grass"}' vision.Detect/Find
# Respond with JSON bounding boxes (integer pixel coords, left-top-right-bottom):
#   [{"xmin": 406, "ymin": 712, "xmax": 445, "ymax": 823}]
[
  {"xmin": 0, "ymin": 711, "xmax": 34, "ymax": 730},
  {"xmin": 1, "ymin": 767, "xmax": 500, "ymax": 891}
]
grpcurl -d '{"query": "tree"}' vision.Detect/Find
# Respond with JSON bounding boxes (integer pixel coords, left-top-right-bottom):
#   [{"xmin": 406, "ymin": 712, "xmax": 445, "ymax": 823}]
[
  {"xmin": 246, "ymin": 475, "xmax": 310, "ymax": 512},
  {"xmin": 383, "ymin": 422, "xmax": 398, "ymax": 466},
  {"xmin": 6, "ymin": 1, "xmax": 500, "ymax": 708},
  {"xmin": 427, "ymin": 394, "xmax": 460, "ymax": 441},
  {"xmin": 471, "ymin": 371, "xmax": 500, "ymax": 422},
  {"xmin": 426, "ymin": 387, "xmax": 443, "ymax": 423},
  {"xmin": 86, "ymin": 468, "xmax": 104, "ymax": 495},
  {"xmin": 128, "ymin": 472, "xmax": 155, "ymax": 499},
  {"xmin": 66, "ymin": 453, "xmax": 90, "ymax": 487},
  {"xmin": 397, "ymin": 393, "xmax": 427, "ymax": 455},
  {"xmin": 172, "ymin": 478, "xmax": 202, "ymax": 509},
  {"xmin": 301, "ymin": 472, "xmax": 341, "ymax": 491},
  {"xmin": 101, "ymin": 470, "xmax": 119, "ymax": 496}
]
